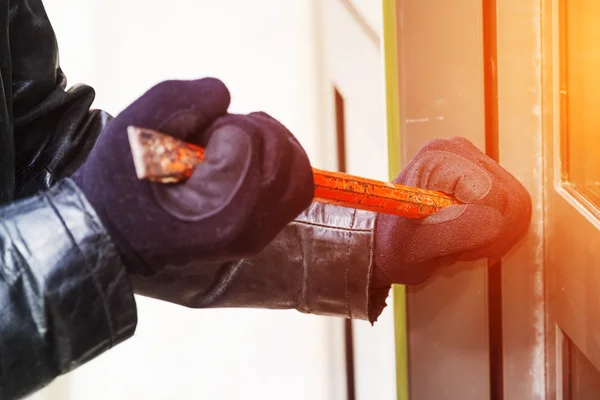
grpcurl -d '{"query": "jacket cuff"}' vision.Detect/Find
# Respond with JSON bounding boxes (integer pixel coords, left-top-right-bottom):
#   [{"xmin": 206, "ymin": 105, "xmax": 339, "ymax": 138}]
[
  {"xmin": 1, "ymin": 179, "xmax": 137, "ymax": 374},
  {"xmin": 213, "ymin": 203, "xmax": 386, "ymax": 322},
  {"xmin": 52, "ymin": 179, "xmax": 138, "ymax": 363},
  {"xmin": 293, "ymin": 203, "xmax": 377, "ymax": 321}
]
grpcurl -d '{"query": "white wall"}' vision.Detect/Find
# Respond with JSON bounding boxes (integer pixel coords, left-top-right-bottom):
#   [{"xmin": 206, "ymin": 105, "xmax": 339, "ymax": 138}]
[
  {"xmin": 347, "ymin": 0, "xmax": 383, "ymax": 37},
  {"xmin": 30, "ymin": 1, "xmax": 348, "ymax": 399}
]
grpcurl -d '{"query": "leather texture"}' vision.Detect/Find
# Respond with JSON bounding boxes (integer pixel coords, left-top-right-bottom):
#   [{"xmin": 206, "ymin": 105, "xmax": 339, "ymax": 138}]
[
  {"xmin": 132, "ymin": 202, "xmax": 379, "ymax": 322},
  {"xmin": 1, "ymin": 1, "xmax": 137, "ymax": 398},
  {"xmin": 6, "ymin": 0, "xmax": 112, "ymax": 202},
  {"xmin": 0, "ymin": 179, "xmax": 137, "ymax": 399}
]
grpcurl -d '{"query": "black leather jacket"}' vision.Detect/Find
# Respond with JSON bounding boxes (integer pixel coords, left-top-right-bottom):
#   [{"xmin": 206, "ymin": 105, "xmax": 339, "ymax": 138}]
[{"xmin": 0, "ymin": 1, "xmax": 382, "ymax": 398}]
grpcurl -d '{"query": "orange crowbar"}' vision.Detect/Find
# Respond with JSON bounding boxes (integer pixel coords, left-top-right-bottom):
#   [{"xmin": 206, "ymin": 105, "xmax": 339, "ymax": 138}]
[{"xmin": 127, "ymin": 126, "xmax": 459, "ymax": 218}]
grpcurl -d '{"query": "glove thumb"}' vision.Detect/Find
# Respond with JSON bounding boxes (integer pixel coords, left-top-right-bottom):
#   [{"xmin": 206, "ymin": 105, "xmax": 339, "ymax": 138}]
[{"xmin": 373, "ymin": 203, "xmax": 504, "ymax": 285}]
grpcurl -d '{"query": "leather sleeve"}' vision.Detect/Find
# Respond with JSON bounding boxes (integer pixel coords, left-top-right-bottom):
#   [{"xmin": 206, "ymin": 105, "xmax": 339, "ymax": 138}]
[
  {"xmin": 235, "ymin": 203, "xmax": 381, "ymax": 322},
  {"xmin": 8, "ymin": 0, "xmax": 113, "ymax": 200},
  {"xmin": 153, "ymin": 202, "xmax": 389, "ymax": 324},
  {"xmin": 0, "ymin": 179, "xmax": 137, "ymax": 400}
]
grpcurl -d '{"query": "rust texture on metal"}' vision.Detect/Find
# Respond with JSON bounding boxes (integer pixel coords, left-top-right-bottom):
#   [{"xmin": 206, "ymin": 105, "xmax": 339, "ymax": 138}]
[
  {"xmin": 127, "ymin": 126, "xmax": 459, "ymax": 218},
  {"xmin": 311, "ymin": 168, "xmax": 457, "ymax": 218},
  {"xmin": 127, "ymin": 126, "xmax": 205, "ymax": 183}
]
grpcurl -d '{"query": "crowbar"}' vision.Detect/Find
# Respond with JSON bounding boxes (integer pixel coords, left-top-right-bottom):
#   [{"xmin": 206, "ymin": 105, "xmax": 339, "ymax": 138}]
[{"xmin": 127, "ymin": 126, "xmax": 459, "ymax": 218}]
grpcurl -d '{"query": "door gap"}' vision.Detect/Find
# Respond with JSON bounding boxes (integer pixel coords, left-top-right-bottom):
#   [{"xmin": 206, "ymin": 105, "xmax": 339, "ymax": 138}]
[
  {"xmin": 334, "ymin": 86, "xmax": 356, "ymax": 400},
  {"xmin": 482, "ymin": 0, "xmax": 504, "ymax": 398}
]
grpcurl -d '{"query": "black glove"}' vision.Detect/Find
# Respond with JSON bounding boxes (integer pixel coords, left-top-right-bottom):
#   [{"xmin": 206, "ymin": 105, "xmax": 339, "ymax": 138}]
[
  {"xmin": 372, "ymin": 136, "xmax": 532, "ymax": 286},
  {"xmin": 72, "ymin": 78, "xmax": 314, "ymax": 303}
]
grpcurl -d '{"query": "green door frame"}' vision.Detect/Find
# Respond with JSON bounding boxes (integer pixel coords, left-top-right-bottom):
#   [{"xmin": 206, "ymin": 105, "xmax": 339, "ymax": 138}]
[{"xmin": 381, "ymin": 2, "xmax": 409, "ymax": 400}]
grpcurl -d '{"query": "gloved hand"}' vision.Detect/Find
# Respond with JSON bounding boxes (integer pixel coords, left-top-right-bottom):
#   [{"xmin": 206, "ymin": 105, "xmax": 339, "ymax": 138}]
[
  {"xmin": 372, "ymin": 136, "xmax": 532, "ymax": 287},
  {"xmin": 72, "ymin": 78, "xmax": 314, "ymax": 304}
]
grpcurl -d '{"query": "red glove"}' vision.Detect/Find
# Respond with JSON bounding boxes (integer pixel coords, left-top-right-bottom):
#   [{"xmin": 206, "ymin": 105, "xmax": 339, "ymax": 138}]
[{"xmin": 372, "ymin": 137, "xmax": 532, "ymax": 286}]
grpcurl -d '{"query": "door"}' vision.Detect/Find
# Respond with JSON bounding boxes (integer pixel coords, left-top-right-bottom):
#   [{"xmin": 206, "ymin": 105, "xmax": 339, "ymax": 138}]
[
  {"xmin": 542, "ymin": 0, "xmax": 600, "ymax": 398},
  {"xmin": 385, "ymin": 0, "xmax": 600, "ymax": 398},
  {"xmin": 487, "ymin": 0, "xmax": 600, "ymax": 398}
]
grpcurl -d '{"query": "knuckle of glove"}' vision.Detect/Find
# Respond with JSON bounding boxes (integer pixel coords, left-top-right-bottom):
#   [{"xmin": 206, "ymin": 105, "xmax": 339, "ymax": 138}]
[
  {"xmin": 119, "ymin": 78, "xmax": 231, "ymax": 136},
  {"xmin": 245, "ymin": 112, "xmax": 314, "ymax": 216},
  {"xmin": 399, "ymin": 137, "xmax": 532, "ymax": 258},
  {"xmin": 146, "ymin": 78, "xmax": 230, "ymax": 104},
  {"xmin": 181, "ymin": 112, "xmax": 313, "ymax": 255}
]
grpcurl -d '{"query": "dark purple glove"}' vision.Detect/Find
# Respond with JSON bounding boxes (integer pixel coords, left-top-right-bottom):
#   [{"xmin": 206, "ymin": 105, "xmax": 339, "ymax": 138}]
[
  {"xmin": 372, "ymin": 136, "xmax": 532, "ymax": 286},
  {"xmin": 72, "ymin": 78, "xmax": 314, "ymax": 284}
]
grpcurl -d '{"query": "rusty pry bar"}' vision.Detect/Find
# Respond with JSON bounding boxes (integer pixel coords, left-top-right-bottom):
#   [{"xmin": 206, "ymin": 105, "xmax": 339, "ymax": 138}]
[{"xmin": 127, "ymin": 126, "xmax": 459, "ymax": 218}]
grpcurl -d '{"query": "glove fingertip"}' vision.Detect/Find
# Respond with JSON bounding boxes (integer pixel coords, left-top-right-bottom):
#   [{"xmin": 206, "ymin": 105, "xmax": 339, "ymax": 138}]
[{"xmin": 192, "ymin": 77, "xmax": 231, "ymax": 113}]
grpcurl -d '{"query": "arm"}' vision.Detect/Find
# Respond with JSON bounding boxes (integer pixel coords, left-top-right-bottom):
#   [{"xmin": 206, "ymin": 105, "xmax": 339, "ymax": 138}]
[
  {"xmin": 218, "ymin": 203, "xmax": 377, "ymax": 320},
  {"xmin": 131, "ymin": 202, "xmax": 386, "ymax": 323},
  {"xmin": 0, "ymin": 179, "xmax": 136, "ymax": 399},
  {"xmin": 73, "ymin": 80, "xmax": 531, "ymax": 328},
  {"xmin": 132, "ymin": 137, "xmax": 531, "ymax": 324},
  {"xmin": 9, "ymin": 0, "xmax": 112, "ymax": 199},
  {"xmin": 0, "ymin": 2, "xmax": 135, "ymax": 398}
]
